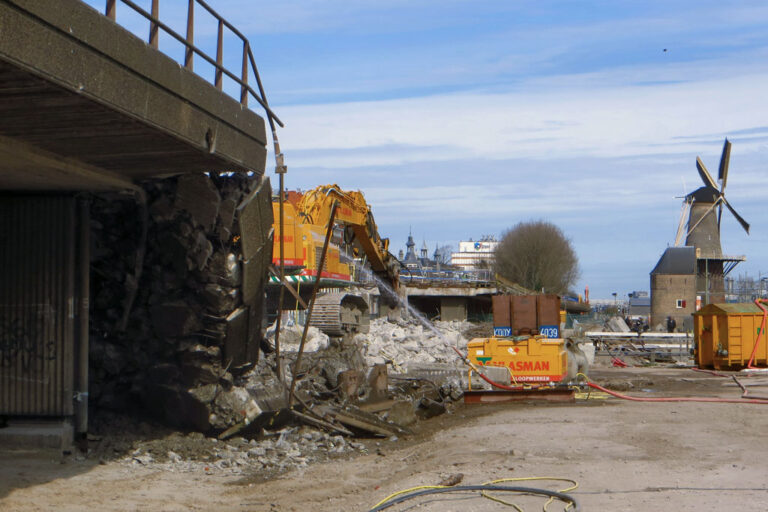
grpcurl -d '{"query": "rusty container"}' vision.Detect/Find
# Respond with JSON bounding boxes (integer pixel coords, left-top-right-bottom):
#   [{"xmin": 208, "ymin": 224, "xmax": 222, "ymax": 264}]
[
  {"xmin": 693, "ymin": 303, "xmax": 768, "ymax": 370},
  {"xmin": 510, "ymin": 295, "xmax": 537, "ymax": 335},
  {"xmin": 492, "ymin": 295, "xmax": 512, "ymax": 337}
]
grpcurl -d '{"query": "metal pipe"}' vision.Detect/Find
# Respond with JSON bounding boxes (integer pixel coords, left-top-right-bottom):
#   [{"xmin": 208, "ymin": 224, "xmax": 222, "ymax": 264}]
[
  {"xmin": 288, "ymin": 201, "xmax": 338, "ymax": 406},
  {"xmin": 149, "ymin": 0, "xmax": 159, "ymax": 48},
  {"xmin": 215, "ymin": 19, "xmax": 223, "ymax": 90},
  {"xmin": 247, "ymin": 49, "xmax": 284, "ymax": 128},
  {"xmin": 75, "ymin": 198, "xmax": 90, "ymax": 441},
  {"xmin": 106, "ymin": 0, "xmax": 116, "ymax": 20},
  {"xmin": 185, "ymin": 0, "xmax": 194, "ymax": 70},
  {"xmin": 194, "ymin": 0, "xmax": 245, "ymax": 40},
  {"xmin": 240, "ymin": 41, "xmax": 249, "ymax": 106},
  {"xmin": 273, "ymin": 175, "xmax": 285, "ymax": 381},
  {"xmin": 64, "ymin": 200, "xmax": 77, "ymax": 428}
]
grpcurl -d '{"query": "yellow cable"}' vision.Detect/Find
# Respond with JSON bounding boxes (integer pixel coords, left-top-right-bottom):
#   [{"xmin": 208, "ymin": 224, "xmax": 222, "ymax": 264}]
[
  {"xmin": 295, "ymin": 279, "xmax": 300, "ymax": 314},
  {"xmin": 481, "ymin": 477, "xmax": 579, "ymax": 511},
  {"xmin": 506, "ymin": 366, "xmax": 519, "ymax": 385},
  {"xmin": 575, "ymin": 391, "xmax": 610, "ymax": 400},
  {"xmin": 372, "ymin": 477, "xmax": 579, "ymax": 510},
  {"xmin": 372, "ymin": 485, "xmax": 449, "ymax": 508}
]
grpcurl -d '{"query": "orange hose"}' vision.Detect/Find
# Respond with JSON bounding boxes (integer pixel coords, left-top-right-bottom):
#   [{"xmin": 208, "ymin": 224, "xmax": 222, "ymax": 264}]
[
  {"xmin": 746, "ymin": 299, "xmax": 768, "ymax": 369},
  {"xmin": 452, "ymin": 346, "xmax": 768, "ymax": 403},
  {"xmin": 691, "ymin": 367, "xmax": 731, "ymax": 377},
  {"xmin": 586, "ymin": 381, "xmax": 768, "ymax": 404},
  {"xmin": 451, "ymin": 346, "xmax": 538, "ymax": 391}
]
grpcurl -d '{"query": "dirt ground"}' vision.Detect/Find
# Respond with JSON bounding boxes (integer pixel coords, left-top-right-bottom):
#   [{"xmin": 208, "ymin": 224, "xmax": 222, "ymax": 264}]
[{"xmin": 3, "ymin": 365, "xmax": 768, "ymax": 511}]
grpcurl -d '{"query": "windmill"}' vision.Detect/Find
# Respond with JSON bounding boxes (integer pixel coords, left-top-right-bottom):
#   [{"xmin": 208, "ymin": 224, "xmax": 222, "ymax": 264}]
[
  {"xmin": 671, "ymin": 138, "xmax": 749, "ymax": 304},
  {"xmin": 674, "ymin": 138, "xmax": 750, "ymax": 255}
]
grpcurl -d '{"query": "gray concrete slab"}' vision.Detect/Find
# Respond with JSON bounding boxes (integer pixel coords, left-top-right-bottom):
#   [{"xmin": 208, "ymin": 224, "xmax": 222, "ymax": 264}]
[
  {"xmin": 0, "ymin": 0, "xmax": 268, "ymax": 191},
  {"xmin": 404, "ymin": 285, "xmax": 497, "ymax": 297},
  {"xmin": 0, "ymin": 419, "xmax": 73, "ymax": 452}
]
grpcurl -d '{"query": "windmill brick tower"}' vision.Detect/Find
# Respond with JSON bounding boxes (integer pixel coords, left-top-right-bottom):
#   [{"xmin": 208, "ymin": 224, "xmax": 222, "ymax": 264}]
[{"xmin": 651, "ymin": 139, "xmax": 749, "ymax": 328}]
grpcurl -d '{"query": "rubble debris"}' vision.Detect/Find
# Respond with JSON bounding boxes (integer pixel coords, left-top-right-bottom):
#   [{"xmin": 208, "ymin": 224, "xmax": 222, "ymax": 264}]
[
  {"xmin": 605, "ymin": 316, "xmax": 631, "ymax": 333},
  {"xmin": 265, "ymin": 317, "xmax": 329, "ymax": 353},
  {"xmin": 358, "ymin": 318, "xmax": 470, "ymax": 369},
  {"xmin": 359, "ymin": 399, "xmax": 396, "ymax": 414},
  {"xmin": 89, "ymin": 172, "xmax": 272, "ymax": 431},
  {"xmin": 366, "ymin": 364, "xmax": 389, "ymax": 403},
  {"xmin": 437, "ymin": 473, "xmax": 465, "ymax": 487},
  {"xmin": 89, "ymin": 412, "xmax": 368, "ymax": 478},
  {"xmin": 383, "ymin": 400, "xmax": 418, "ymax": 427},
  {"xmin": 174, "ymin": 174, "xmax": 221, "ymax": 232},
  {"xmin": 90, "ymin": 173, "xmax": 467, "ymax": 447},
  {"xmin": 337, "ymin": 369, "xmax": 364, "ymax": 401},
  {"xmin": 289, "ymin": 409, "xmax": 354, "ymax": 436},
  {"xmin": 316, "ymin": 404, "xmax": 413, "ymax": 438}
]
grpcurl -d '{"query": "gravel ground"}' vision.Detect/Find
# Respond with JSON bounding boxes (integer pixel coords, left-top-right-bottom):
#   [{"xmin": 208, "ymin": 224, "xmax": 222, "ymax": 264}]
[{"xmin": 3, "ymin": 366, "xmax": 768, "ymax": 511}]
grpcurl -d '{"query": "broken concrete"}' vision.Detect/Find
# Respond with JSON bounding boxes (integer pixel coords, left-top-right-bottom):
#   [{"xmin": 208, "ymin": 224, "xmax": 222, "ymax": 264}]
[{"xmin": 89, "ymin": 172, "xmax": 273, "ymax": 432}]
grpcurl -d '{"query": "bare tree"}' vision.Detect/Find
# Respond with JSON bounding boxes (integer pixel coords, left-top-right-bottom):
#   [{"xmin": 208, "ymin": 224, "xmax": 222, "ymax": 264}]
[
  {"xmin": 494, "ymin": 220, "xmax": 579, "ymax": 294},
  {"xmin": 475, "ymin": 258, "xmax": 492, "ymax": 270},
  {"xmin": 434, "ymin": 244, "xmax": 454, "ymax": 265}
]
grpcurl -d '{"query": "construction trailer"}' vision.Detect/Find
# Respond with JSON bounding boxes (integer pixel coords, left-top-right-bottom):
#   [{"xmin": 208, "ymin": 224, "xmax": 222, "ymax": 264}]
[{"xmin": 693, "ymin": 303, "xmax": 768, "ymax": 370}]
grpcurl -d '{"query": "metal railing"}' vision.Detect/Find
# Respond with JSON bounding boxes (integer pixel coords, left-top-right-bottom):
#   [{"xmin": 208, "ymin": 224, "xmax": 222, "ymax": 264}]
[
  {"xmin": 104, "ymin": 0, "xmax": 283, "ymax": 130},
  {"xmin": 398, "ymin": 268, "xmax": 495, "ymax": 286}
]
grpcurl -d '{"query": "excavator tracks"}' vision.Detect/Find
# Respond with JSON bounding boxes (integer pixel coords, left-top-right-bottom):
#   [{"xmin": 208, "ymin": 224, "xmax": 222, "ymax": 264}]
[{"xmin": 310, "ymin": 293, "xmax": 370, "ymax": 336}]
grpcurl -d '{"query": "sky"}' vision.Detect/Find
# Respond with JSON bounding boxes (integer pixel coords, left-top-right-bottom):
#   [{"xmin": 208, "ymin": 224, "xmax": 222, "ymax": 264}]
[{"xmin": 84, "ymin": 0, "xmax": 768, "ymax": 299}]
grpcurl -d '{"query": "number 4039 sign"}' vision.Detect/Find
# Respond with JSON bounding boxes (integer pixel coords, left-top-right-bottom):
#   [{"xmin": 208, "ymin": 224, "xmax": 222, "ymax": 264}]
[{"xmin": 539, "ymin": 325, "xmax": 559, "ymax": 338}]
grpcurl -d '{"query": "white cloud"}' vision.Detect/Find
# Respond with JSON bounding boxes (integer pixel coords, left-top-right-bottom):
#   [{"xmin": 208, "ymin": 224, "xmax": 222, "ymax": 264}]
[
  {"xmin": 276, "ymin": 70, "xmax": 768, "ymax": 168},
  {"xmin": 266, "ymin": 56, "xmax": 768, "ymax": 298}
]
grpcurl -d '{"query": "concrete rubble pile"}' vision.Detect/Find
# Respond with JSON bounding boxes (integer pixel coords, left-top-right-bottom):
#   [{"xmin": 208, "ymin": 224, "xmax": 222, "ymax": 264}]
[
  {"xmin": 119, "ymin": 427, "xmax": 367, "ymax": 477},
  {"xmin": 604, "ymin": 316, "xmax": 631, "ymax": 333},
  {"xmin": 86, "ymin": 168, "xmax": 467, "ymax": 450},
  {"xmin": 358, "ymin": 317, "xmax": 470, "ymax": 369},
  {"xmin": 89, "ymin": 172, "xmax": 273, "ymax": 432},
  {"xmin": 250, "ymin": 313, "xmax": 469, "ymax": 434}
]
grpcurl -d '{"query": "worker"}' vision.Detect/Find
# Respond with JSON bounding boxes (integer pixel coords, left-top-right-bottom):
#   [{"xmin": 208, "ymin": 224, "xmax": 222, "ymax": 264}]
[{"xmin": 666, "ymin": 316, "xmax": 677, "ymax": 333}]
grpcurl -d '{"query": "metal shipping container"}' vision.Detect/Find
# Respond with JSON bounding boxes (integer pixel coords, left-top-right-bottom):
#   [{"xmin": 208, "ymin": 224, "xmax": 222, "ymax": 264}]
[
  {"xmin": 693, "ymin": 303, "xmax": 768, "ymax": 370},
  {"xmin": 537, "ymin": 294, "xmax": 561, "ymax": 337},
  {"xmin": 510, "ymin": 295, "xmax": 537, "ymax": 335},
  {"xmin": 492, "ymin": 295, "xmax": 511, "ymax": 336}
]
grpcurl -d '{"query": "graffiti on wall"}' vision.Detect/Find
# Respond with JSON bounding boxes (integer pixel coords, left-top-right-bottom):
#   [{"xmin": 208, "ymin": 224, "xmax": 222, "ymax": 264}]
[{"xmin": 0, "ymin": 306, "xmax": 57, "ymax": 372}]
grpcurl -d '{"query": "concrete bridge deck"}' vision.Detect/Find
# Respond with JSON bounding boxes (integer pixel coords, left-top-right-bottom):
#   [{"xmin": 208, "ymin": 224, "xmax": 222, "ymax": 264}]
[
  {"xmin": 403, "ymin": 284, "xmax": 496, "ymax": 322},
  {"xmin": 0, "ymin": 0, "xmax": 268, "ymax": 191}
]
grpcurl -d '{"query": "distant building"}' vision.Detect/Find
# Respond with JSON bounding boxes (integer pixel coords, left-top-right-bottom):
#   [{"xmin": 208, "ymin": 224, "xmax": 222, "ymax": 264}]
[
  {"xmin": 401, "ymin": 233, "xmax": 441, "ymax": 270},
  {"xmin": 650, "ymin": 247, "xmax": 697, "ymax": 331},
  {"xmin": 450, "ymin": 235, "xmax": 497, "ymax": 270},
  {"xmin": 628, "ymin": 291, "xmax": 650, "ymax": 318}
]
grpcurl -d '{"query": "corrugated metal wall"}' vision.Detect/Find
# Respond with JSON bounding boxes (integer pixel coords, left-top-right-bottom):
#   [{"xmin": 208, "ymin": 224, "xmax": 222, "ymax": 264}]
[{"xmin": 0, "ymin": 196, "xmax": 76, "ymax": 416}]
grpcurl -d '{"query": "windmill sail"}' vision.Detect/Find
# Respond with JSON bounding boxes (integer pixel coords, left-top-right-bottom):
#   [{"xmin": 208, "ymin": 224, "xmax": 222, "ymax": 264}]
[{"xmin": 684, "ymin": 138, "xmax": 749, "ymax": 258}]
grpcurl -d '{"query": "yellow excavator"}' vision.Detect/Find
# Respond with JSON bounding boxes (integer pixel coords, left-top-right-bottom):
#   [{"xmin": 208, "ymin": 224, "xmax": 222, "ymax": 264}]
[{"xmin": 269, "ymin": 184, "xmax": 400, "ymax": 336}]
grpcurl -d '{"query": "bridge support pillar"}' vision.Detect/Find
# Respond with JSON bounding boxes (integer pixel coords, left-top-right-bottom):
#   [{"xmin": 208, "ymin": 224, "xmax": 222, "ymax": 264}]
[{"xmin": 440, "ymin": 297, "xmax": 468, "ymax": 322}]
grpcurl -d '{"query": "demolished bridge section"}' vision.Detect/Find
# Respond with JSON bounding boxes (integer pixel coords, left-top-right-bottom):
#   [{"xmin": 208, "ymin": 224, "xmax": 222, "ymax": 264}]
[{"xmin": 89, "ymin": 172, "xmax": 273, "ymax": 431}]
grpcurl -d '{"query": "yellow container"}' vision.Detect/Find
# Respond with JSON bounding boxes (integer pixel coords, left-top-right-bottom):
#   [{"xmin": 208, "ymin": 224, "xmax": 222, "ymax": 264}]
[
  {"xmin": 693, "ymin": 303, "xmax": 767, "ymax": 370},
  {"xmin": 467, "ymin": 336, "xmax": 567, "ymax": 383}
]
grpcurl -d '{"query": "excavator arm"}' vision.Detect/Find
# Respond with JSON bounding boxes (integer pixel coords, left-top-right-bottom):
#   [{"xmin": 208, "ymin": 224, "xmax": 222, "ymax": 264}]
[{"xmin": 297, "ymin": 184, "xmax": 399, "ymax": 288}]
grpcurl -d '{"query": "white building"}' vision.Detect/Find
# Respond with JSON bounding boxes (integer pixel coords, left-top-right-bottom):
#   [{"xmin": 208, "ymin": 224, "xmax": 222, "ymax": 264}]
[{"xmin": 450, "ymin": 235, "xmax": 498, "ymax": 270}]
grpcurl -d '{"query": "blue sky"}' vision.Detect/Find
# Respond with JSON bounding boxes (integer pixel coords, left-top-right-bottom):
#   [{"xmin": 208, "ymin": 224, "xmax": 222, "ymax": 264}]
[{"xmin": 85, "ymin": 0, "xmax": 768, "ymax": 299}]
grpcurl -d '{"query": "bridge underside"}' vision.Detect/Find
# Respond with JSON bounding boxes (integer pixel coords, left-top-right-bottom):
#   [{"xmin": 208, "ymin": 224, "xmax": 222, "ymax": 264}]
[
  {"xmin": 0, "ymin": 0, "xmax": 267, "ymax": 191},
  {"xmin": 404, "ymin": 285, "xmax": 496, "ymax": 322}
]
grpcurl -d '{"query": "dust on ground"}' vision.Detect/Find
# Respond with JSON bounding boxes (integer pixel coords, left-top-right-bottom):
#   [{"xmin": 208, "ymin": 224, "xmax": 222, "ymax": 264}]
[{"xmin": 3, "ymin": 365, "xmax": 768, "ymax": 511}]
